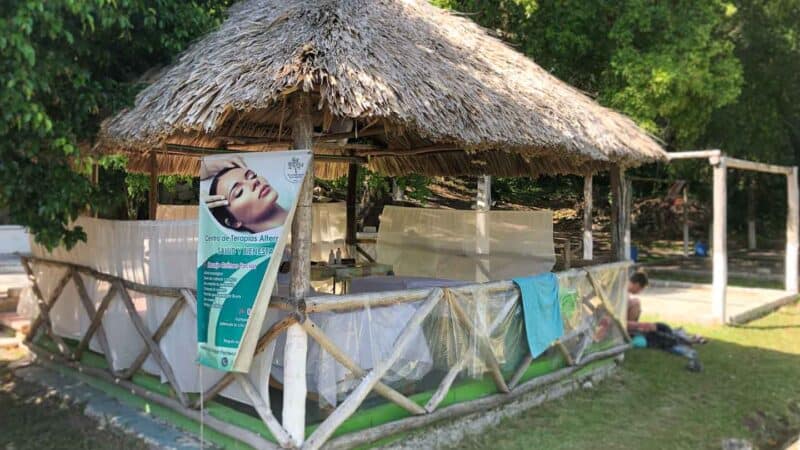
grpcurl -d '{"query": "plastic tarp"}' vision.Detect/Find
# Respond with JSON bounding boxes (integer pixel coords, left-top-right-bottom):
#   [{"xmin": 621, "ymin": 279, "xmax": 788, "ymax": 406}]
[
  {"xmin": 376, "ymin": 206, "xmax": 555, "ymax": 282},
  {"xmin": 22, "ymin": 216, "xmax": 627, "ymax": 414}
]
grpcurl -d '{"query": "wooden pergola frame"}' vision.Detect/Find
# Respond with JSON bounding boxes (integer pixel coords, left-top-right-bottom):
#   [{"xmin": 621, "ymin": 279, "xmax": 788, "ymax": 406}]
[{"xmin": 663, "ymin": 150, "xmax": 799, "ymax": 323}]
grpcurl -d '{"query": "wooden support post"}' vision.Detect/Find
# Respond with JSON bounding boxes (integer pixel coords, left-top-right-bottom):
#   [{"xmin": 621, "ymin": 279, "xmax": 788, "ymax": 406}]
[
  {"xmin": 235, "ymin": 375, "xmax": 293, "ymax": 447},
  {"xmin": 624, "ymin": 177, "xmax": 632, "ymax": 260},
  {"xmin": 564, "ymin": 240, "xmax": 572, "ymax": 269},
  {"xmin": 683, "ymin": 186, "xmax": 690, "ymax": 258},
  {"xmin": 711, "ymin": 156, "xmax": 728, "ymax": 322},
  {"xmin": 785, "ymin": 167, "xmax": 799, "ymax": 294},
  {"xmin": 476, "ymin": 175, "xmax": 491, "ymax": 211},
  {"xmin": 148, "ymin": 150, "xmax": 158, "ymax": 220},
  {"xmin": 284, "ymin": 94, "xmax": 314, "ymax": 446},
  {"xmin": 475, "ymin": 175, "xmax": 491, "ymax": 282},
  {"xmin": 583, "ymin": 174, "xmax": 593, "ymax": 260},
  {"xmin": 610, "ymin": 166, "xmax": 629, "ymax": 260},
  {"xmin": 346, "ymin": 163, "xmax": 358, "ymax": 258},
  {"xmin": 748, "ymin": 178, "xmax": 757, "ymax": 250},
  {"xmin": 391, "ymin": 178, "xmax": 403, "ymax": 202}
]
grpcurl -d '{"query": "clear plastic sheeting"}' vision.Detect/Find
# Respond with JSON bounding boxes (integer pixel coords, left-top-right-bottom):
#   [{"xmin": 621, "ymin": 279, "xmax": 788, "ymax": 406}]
[
  {"xmin": 280, "ymin": 262, "xmax": 629, "ymax": 411},
  {"xmin": 22, "ymin": 216, "xmax": 629, "ymax": 418},
  {"xmin": 377, "ymin": 206, "xmax": 555, "ymax": 282}
]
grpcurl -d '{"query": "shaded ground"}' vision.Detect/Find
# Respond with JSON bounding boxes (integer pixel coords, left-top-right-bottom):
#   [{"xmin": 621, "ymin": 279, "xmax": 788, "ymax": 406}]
[
  {"xmin": 0, "ymin": 364, "xmax": 148, "ymax": 450},
  {"xmin": 454, "ymin": 303, "xmax": 800, "ymax": 450}
]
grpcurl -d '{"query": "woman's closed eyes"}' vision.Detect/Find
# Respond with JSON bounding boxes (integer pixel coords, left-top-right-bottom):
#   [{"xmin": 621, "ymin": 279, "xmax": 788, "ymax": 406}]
[{"xmin": 229, "ymin": 169, "xmax": 257, "ymax": 200}]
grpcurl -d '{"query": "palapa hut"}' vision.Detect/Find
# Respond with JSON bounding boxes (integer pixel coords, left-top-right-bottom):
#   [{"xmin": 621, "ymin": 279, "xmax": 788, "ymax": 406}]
[
  {"xmin": 22, "ymin": 1, "xmax": 667, "ymax": 449},
  {"xmin": 96, "ymin": 0, "xmax": 663, "ymax": 177}
]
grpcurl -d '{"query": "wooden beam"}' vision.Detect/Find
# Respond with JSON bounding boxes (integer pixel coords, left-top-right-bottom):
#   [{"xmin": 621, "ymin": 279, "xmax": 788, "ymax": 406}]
[
  {"xmin": 583, "ymin": 174, "xmax": 593, "ymax": 261},
  {"xmin": 195, "ymin": 315, "xmax": 297, "ymax": 409},
  {"xmin": 165, "ymin": 142, "xmax": 368, "ymax": 163},
  {"xmin": 284, "ymin": 93, "xmax": 314, "ymax": 446},
  {"xmin": 118, "ymin": 296, "xmax": 185, "ymax": 379},
  {"xmin": 711, "ymin": 156, "xmax": 728, "ymax": 322},
  {"xmin": 359, "ymin": 145, "xmax": 462, "ymax": 157},
  {"xmin": 786, "ymin": 167, "xmax": 799, "ymax": 294},
  {"xmin": 726, "ymin": 157, "xmax": 794, "ymax": 175},
  {"xmin": 667, "ymin": 150, "xmax": 722, "ymax": 160},
  {"xmin": 304, "ymin": 288, "xmax": 431, "ymax": 313}
]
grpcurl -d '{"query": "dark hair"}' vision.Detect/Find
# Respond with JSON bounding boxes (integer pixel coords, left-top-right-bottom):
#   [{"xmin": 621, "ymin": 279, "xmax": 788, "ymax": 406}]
[
  {"xmin": 629, "ymin": 271, "xmax": 649, "ymax": 287},
  {"xmin": 209, "ymin": 166, "xmax": 253, "ymax": 233}
]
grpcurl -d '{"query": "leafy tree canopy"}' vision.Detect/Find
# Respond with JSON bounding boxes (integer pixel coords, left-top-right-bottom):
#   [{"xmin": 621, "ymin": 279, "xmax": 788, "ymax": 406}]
[
  {"xmin": 703, "ymin": 0, "xmax": 800, "ymax": 164},
  {"xmin": 0, "ymin": 1, "xmax": 231, "ymax": 250},
  {"xmin": 434, "ymin": 0, "xmax": 743, "ymax": 149}
]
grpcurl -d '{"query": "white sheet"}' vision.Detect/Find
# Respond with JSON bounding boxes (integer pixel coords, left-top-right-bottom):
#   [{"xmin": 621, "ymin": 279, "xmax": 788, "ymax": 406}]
[{"xmin": 376, "ymin": 206, "xmax": 555, "ymax": 282}]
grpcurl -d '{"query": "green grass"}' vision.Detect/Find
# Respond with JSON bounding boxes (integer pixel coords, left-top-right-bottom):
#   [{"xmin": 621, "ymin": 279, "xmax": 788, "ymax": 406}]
[
  {"xmin": 5, "ymin": 304, "xmax": 800, "ymax": 449},
  {"xmin": 453, "ymin": 302, "xmax": 800, "ymax": 450}
]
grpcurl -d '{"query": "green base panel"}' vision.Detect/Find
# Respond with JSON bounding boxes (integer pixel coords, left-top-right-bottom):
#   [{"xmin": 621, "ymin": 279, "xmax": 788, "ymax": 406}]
[{"xmin": 36, "ymin": 336, "xmax": 618, "ymax": 448}]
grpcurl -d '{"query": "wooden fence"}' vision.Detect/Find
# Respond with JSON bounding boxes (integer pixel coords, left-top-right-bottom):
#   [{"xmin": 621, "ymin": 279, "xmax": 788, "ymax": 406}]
[{"xmin": 22, "ymin": 255, "xmax": 631, "ymax": 449}]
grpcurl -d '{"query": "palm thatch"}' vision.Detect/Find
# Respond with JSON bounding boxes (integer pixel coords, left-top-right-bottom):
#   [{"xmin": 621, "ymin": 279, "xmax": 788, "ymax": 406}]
[{"xmin": 96, "ymin": 0, "xmax": 666, "ymax": 178}]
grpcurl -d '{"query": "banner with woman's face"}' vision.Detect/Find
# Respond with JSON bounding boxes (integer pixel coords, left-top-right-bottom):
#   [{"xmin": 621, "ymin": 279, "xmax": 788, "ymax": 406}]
[{"xmin": 197, "ymin": 150, "xmax": 311, "ymax": 372}]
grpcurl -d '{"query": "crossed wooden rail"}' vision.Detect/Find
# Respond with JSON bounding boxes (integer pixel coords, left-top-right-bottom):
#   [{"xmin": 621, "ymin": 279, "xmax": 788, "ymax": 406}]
[{"xmin": 21, "ymin": 255, "xmax": 631, "ymax": 450}]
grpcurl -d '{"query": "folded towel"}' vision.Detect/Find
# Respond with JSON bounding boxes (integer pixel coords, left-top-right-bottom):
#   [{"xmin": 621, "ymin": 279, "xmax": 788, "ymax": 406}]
[{"xmin": 513, "ymin": 273, "xmax": 563, "ymax": 358}]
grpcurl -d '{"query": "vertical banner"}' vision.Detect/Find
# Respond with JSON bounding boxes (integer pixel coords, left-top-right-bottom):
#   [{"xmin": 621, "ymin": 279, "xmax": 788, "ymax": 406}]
[{"xmin": 197, "ymin": 150, "xmax": 311, "ymax": 372}]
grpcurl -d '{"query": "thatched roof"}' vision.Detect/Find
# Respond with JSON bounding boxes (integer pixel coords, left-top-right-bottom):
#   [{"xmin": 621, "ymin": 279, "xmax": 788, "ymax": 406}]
[{"xmin": 96, "ymin": 0, "xmax": 666, "ymax": 178}]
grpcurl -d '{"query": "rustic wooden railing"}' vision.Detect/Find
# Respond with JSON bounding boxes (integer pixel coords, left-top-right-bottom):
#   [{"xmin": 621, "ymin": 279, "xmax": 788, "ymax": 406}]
[{"xmin": 21, "ymin": 254, "xmax": 631, "ymax": 450}]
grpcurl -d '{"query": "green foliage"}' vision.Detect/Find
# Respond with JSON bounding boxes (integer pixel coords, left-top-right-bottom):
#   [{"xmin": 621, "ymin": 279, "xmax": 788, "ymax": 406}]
[
  {"xmin": 322, "ymin": 169, "xmax": 431, "ymax": 203},
  {"xmin": 0, "ymin": 0, "xmax": 230, "ymax": 250},
  {"xmin": 435, "ymin": 0, "xmax": 742, "ymax": 149},
  {"xmin": 704, "ymin": 0, "xmax": 800, "ymax": 164}
]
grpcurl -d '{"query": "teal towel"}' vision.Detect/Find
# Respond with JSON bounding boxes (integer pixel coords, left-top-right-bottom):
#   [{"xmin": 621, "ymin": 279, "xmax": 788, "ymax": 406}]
[{"xmin": 513, "ymin": 273, "xmax": 563, "ymax": 358}]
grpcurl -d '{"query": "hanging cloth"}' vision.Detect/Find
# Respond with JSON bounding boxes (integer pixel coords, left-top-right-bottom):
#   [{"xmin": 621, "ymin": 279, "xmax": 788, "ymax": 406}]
[{"xmin": 513, "ymin": 273, "xmax": 563, "ymax": 358}]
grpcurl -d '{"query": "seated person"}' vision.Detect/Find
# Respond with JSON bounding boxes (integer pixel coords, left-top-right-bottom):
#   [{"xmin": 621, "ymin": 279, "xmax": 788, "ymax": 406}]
[
  {"xmin": 625, "ymin": 271, "xmax": 705, "ymax": 372},
  {"xmin": 627, "ymin": 272, "xmax": 656, "ymax": 334}
]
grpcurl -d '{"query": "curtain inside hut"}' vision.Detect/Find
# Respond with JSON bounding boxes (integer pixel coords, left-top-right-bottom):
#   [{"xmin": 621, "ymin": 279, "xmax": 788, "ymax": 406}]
[{"xmin": 377, "ymin": 206, "xmax": 556, "ymax": 282}]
